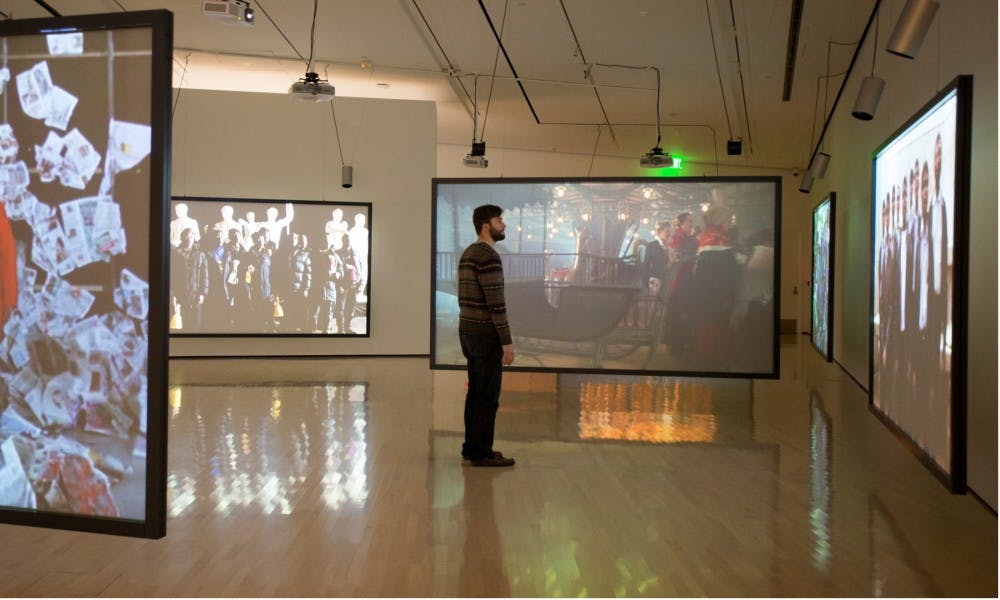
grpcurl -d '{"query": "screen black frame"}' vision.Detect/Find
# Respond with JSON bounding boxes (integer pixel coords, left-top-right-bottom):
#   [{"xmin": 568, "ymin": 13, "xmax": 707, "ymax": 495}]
[
  {"xmin": 168, "ymin": 196, "xmax": 373, "ymax": 339},
  {"xmin": 0, "ymin": 9, "xmax": 172, "ymax": 538},
  {"xmin": 810, "ymin": 193, "xmax": 836, "ymax": 361},
  {"xmin": 430, "ymin": 176, "xmax": 782, "ymax": 379},
  {"xmin": 868, "ymin": 75, "xmax": 971, "ymax": 494}
]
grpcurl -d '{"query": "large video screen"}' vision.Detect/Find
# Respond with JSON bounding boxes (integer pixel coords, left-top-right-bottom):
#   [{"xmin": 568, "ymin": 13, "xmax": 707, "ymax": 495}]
[
  {"xmin": 168, "ymin": 198, "xmax": 371, "ymax": 336},
  {"xmin": 432, "ymin": 178, "xmax": 781, "ymax": 377},
  {"xmin": 0, "ymin": 11, "xmax": 171, "ymax": 537},
  {"xmin": 811, "ymin": 194, "xmax": 835, "ymax": 361},
  {"xmin": 871, "ymin": 76, "xmax": 970, "ymax": 490}
]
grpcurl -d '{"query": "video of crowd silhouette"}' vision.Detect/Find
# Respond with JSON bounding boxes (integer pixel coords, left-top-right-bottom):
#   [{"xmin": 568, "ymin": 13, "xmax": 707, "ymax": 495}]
[
  {"xmin": 872, "ymin": 78, "xmax": 968, "ymax": 478},
  {"xmin": 811, "ymin": 194, "xmax": 834, "ymax": 360},
  {"xmin": 169, "ymin": 198, "xmax": 371, "ymax": 336},
  {"xmin": 433, "ymin": 178, "xmax": 780, "ymax": 377}
]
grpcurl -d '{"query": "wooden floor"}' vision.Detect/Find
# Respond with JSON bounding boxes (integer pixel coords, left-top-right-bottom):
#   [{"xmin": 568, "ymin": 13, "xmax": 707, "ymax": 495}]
[{"xmin": 0, "ymin": 337, "xmax": 995, "ymax": 597}]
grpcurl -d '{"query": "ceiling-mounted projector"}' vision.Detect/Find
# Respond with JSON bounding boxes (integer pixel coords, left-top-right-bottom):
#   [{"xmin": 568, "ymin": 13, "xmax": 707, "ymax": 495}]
[
  {"xmin": 639, "ymin": 146, "xmax": 674, "ymax": 168},
  {"xmin": 202, "ymin": 0, "xmax": 254, "ymax": 26},
  {"xmin": 289, "ymin": 72, "xmax": 335, "ymax": 101},
  {"xmin": 463, "ymin": 141, "xmax": 488, "ymax": 168}
]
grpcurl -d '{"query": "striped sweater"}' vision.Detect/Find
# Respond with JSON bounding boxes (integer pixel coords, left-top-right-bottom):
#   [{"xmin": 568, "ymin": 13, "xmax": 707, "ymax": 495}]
[{"xmin": 458, "ymin": 241, "xmax": 512, "ymax": 345}]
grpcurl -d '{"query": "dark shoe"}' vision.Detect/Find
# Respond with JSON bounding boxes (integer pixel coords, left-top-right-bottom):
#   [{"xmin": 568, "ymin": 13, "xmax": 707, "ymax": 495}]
[
  {"xmin": 470, "ymin": 452, "xmax": 515, "ymax": 467},
  {"xmin": 462, "ymin": 452, "xmax": 503, "ymax": 461}
]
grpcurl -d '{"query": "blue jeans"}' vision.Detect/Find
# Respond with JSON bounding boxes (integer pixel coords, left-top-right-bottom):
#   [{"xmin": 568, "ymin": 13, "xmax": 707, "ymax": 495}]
[{"xmin": 460, "ymin": 333, "xmax": 503, "ymax": 460}]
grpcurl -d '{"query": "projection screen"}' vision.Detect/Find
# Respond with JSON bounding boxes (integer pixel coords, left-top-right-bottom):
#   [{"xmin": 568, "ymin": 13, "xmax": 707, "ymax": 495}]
[
  {"xmin": 0, "ymin": 11, "xmax": 171, "ymax": 537},
  {"xmin": 811, "ymin": 193, "xmax": 835, "ymax": 361},
  {"xmin": 432, "ymin": 177, "xmax": 781, "ymax": 377},
  {"xmin": 168, "ymin": 198, "xmax": 371, "ymax": 336},
  {"xmin": 871, "ymin": 75, "xmax": 971, "ymax": 491}
]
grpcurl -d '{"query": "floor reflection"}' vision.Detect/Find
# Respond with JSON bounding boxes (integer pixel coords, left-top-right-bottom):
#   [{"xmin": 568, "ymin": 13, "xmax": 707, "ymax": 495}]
[
  {"xmin": 166, "ymin": 382, "xmax": 369, "ymax": 517},
  {"xmin": 576, "ymin": 379, "xmax": 720, "ymax": 443},
  {"xmin": 809, "ymin": 389, "xmax": 833, "ymax": 572}
]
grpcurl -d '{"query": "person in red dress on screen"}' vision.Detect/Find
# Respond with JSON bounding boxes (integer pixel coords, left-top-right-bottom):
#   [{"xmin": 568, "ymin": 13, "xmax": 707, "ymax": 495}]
[{"xmin": 0, "ymin": 202, "xmax": 17, "ymax": 330}]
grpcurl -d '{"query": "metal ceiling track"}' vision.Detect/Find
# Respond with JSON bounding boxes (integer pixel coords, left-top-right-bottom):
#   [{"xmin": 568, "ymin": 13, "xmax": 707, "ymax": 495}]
[
  {"xmin": 782, "ymin": 0, "xmax": 804, "ymax": 101},
  {"xmin": 33, "ymin": 0, "xmax": 61, "ymax": 17},
  {"xmin": 806, "ymin": 0, "xmax": 881, "ymax": 170},
  {"xmin": 476, "ymin": 0, "xmax": 541, "ymax": 123}
]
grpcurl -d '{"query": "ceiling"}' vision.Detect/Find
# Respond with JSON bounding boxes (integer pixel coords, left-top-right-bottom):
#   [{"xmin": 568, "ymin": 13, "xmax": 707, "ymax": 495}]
[{"xmin": 0, "ymin": 0, "xmax": 880, "ymax": 172}]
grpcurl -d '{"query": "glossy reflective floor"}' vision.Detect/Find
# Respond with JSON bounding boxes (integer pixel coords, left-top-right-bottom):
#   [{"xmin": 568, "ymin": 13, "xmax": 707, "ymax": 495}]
[{"xmin": 0, "ymin": 336, "xmax": 995, "ymax": 597}]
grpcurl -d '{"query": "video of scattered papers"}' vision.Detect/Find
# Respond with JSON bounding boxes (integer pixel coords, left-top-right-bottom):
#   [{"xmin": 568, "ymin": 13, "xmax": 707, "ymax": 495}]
[
  {"xmin": 168, "ymin": 198, "xmax": 371, "ymax": 336},
  {"xmin": 0, "ymin": 26, "xmax": 155, "ymax": 520}
]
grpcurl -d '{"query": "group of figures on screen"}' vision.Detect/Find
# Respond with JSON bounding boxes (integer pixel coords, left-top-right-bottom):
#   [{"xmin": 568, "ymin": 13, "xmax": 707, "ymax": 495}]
[
  {"xmin": 875, "ymin": 132, "xmax": 953, "ymax": 459},
  {"xmin": 169, "ymin": 203, "xmax": 369, "ymax": 335},
  {"xmin": 473, "ymin": 192, "xmax": 776, "ymax": 375},
  {"xmin": 629, "ymin": 206, "xmax": 774, "ymax": 371}
]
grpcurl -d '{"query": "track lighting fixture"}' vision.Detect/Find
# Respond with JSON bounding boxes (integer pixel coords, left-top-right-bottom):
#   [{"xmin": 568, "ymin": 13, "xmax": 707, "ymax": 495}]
[
  {"xmin": 799, "ymin": 170, "xmax": 815, "ymax": 194},
  {"xmin": 810, "ymin": 152, "xmax": 831, "ymax": 179},
  {"xmin": 886, "ymin": 0, "xmax": 939, "ymax": 59},
  {"xmin": 852, "ymin": 76, "xmax": 886, "ymax": 120}
]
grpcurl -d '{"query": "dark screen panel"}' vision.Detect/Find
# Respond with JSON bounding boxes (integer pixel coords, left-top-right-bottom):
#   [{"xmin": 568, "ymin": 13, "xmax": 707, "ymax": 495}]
[
  {"xmin": 811, "ymin": 194, "xmax": 835, "ymax": 360},
  {"xmin": 167, "ymin": 197, "xmax": 371, "ymax": 337},
  {"xmin": 432, "ymin": 177, "xmax": 781, "ymax": 378},
  {"xmin": 870, "ymin": 76, "xmax": 971, "ymax": 491},
  {"xmin": 0, "ymin": 11, "xmax": 171, "ymax": 537}
]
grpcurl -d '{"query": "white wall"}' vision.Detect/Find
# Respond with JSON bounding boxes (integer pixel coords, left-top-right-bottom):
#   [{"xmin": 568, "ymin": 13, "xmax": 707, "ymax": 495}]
[
  {"xmin": 169, "ymin": 90, "xmax": 436, "ymax": 357},
  {"xmin": 800, "ymin": 0, "xmax": 996, "ymax": 507}
]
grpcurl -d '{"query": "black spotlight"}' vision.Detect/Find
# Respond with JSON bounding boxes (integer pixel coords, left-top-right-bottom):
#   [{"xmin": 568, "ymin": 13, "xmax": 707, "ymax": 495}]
[{"xmin": 727, "ymin": 139, "xmax": 743, "ymax": 155}]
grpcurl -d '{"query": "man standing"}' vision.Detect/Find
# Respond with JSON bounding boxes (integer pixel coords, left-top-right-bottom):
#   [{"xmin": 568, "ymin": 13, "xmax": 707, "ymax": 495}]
[
  {"xmin": 458, "ymin": 204, "xmax": 516, "ymax": 467},
  {"xmin": 289, "ymin": 234, "xmax": 313, "ymax": 332},
  {"xmin": 171, "ymin": 228, "xmax": 209, "ymax": 331}
]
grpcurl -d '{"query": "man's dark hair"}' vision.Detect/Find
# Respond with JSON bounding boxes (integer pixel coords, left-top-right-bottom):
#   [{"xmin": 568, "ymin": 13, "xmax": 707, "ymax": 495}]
[{"xmin": 472, "ymin": 204, "xmax": 503, "ymax": 234}]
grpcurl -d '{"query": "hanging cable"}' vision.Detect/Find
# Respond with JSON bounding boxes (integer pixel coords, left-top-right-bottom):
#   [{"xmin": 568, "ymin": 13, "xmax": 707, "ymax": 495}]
[
  {"xmin": 253, "ymin": 0, "xmax": 307, "ymax": 67},
  {"xmin": 871, "ymin": 10, "xmax": 879, "ymax": 75},
  {"xmin": 112, "ymin": 0, "xmax": 127, "ymax": 11},
  {"xmin": 471, "ymin": 74, "xmax": 479, "ymax": 144},
  {"xmin": 307, "ymin": 0, "xmax": 318, "ymax": 73},
  {"xmin": 586, "ymin": 125, "xmax": 601, "ymax": 176},
  {"xmin": 479, "ymin": 0, "xmax": 508, "ymax": 142},
  {"xmin": 727, "ymin": 0, "xmax": 753, "ymax": 152},
  {"xmin": 559, "ymin": 0, "xmax": 616, "ymax": 143},
  {"xmin": 808, "ymin": 69, "xmax": 848, "ymax": 154},
  {"xmin": 705, "ymin": 0, "xmax": 733, "ymax": 139},
  {"xmin": 324, "ymin": 66, "xmax": 346, "ymax": 167},
  {"xmin": 172, "ymin": 52, "xmax": 191, "ymax": 119},
  {"xmin": 591, "ymin": 63, "xmax": 661, "ymax": 147},
  {"xmin": 410, "ymin": 0, "xmax": 475, "ymax": 110}
]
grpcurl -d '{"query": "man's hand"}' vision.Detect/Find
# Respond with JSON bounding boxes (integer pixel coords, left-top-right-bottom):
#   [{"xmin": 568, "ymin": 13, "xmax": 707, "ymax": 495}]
[{"xmin": 502, "ymin": 344, "xmax": 515, "ymax": 366}]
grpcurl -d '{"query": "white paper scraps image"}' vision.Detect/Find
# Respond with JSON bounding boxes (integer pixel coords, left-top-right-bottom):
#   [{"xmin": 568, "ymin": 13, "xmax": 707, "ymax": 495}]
[
  {"xmin": 16, "ymin": 62, "xmax": 53, "ymax": 120},
  {"xmin": 0, "ymin": 124, "xmax": 18, "ymax": 164},
  {"xmin": 45, "ymin": 32, "xmax": 84, "ymax": 56}
]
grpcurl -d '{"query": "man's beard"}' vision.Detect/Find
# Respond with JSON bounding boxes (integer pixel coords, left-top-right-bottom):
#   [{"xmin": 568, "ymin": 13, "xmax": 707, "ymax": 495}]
[{"xmin": 489, "ymin": 226, "xmax": 505, "ymax": 241}]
